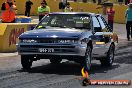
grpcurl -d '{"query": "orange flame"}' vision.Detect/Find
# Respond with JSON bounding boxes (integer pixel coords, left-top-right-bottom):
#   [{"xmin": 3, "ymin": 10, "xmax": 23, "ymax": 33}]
[{"xmin": 81, "ymin": 67, "xmax": 89, "ymax": 78}]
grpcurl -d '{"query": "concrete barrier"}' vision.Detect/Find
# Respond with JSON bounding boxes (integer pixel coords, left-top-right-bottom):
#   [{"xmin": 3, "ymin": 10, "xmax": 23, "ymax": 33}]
[{"xmin": 0, "ymin": 23, "xmax": 37, "ymax": 52}]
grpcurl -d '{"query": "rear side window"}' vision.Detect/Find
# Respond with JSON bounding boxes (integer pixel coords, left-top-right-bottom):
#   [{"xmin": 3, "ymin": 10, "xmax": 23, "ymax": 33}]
[
  {"xmin": 92, "ymin": 16, "xmax": 101, "ymax": 32},
  {"xmin": 97, "ymin": 16, "xmax": 106, "ymax": 29},
  {"xmin": 101, "ymin": 16, "xmax": 112, "ymax": 32}
]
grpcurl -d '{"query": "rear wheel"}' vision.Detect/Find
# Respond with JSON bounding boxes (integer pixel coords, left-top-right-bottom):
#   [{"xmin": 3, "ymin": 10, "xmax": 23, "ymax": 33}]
[
  {"xmin": 100, "ymin": 44, "xmax": 115, "ymax": 67},
  {"xmin": 81, "ymin": 46, "xmax": 92, "ymax": 72},
  {"xmin": 21, "ymin": 55, "xmax": 33, "ymax": 70},
  {"xmin": 50, "ymin": 58, "xmax": 62, "ymax": 64}
]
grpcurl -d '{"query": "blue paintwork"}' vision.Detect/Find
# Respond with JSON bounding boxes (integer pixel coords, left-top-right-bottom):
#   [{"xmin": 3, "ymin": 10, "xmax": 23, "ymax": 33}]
[{"xmin": 19, "ymin": 28, "xmax": 85, "ymax": 39}]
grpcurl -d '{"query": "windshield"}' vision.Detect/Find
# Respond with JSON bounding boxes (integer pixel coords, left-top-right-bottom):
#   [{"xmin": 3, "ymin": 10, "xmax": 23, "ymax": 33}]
[{"xmin": 36, "ymin": 14, "xmax": 91, "ymax": 29}]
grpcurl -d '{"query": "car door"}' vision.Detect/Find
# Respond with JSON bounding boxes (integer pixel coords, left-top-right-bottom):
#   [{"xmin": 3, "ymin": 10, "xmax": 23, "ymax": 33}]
[
  {"xmin": 91, "ymin": 15, "xmax": 114, "ymax": 57},
  {"xmin": 90, "ymin": 15, "xmax": 104, "ymax": 43},
  {"xmin": 97, "ymin": 15, "xmax": 112, "ymax": 44},
  {"xmin": 92, "ymin": 15, "xmax": 114, "ymax": 44},
  {"xmin": 98, "ymin": 15, "xmax": 118, "ymax": 43}
]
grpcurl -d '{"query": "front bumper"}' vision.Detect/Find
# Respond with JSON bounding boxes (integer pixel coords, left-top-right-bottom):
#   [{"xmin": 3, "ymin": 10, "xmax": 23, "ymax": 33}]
[{"xmin": 17, "ymin": 43, "xmax": 87, "ymax": 57}]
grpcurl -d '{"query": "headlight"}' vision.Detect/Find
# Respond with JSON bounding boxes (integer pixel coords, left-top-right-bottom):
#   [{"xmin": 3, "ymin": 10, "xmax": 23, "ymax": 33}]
[
  {"xmin": 58, "ymin": 40, "xmax": 78, "ymax": 43},
  {"xmin": 21, "ymin": 39, "xmax": 37, "ymax": 43}
]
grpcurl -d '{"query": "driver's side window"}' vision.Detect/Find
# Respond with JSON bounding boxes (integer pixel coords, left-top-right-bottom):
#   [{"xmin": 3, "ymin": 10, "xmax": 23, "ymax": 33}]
[{"xmin": 92, "ymin": 16, "xmax": 101, "ymax": 32}]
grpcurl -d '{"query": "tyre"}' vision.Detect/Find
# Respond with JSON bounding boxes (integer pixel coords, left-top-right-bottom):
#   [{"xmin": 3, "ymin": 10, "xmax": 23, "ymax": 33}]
[
  {"xmin": 82, "ymin": 46, "xmax": 92, "ymax": 72},
  {"xmin": 100, "ymin": 44, "xmax": 115, "ymax": 67},
  {"xmin": 21, "ymin": 55, "xmax": 33, "ymax": 70},
  {"xmin": 50, "ymin": 58, "xmax": 62, "ymax": 64}
]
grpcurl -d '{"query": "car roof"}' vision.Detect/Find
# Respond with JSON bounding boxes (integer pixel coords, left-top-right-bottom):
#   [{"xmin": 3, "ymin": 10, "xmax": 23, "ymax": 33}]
[{"xmin": 49, "ymin": 12, "xmax": 96, "ymax": 16}]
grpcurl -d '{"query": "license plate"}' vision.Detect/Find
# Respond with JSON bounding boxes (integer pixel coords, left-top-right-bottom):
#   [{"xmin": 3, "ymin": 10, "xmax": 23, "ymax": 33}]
[{"xmin": 39, "ymin": 48, "xmax": 54, "ymax": 53}]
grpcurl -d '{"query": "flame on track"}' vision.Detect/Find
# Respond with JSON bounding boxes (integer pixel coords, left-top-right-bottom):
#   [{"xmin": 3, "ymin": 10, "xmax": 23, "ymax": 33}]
[{"xmin": 81, "ymin": 67, "xmax": 89, "ymax": 78}]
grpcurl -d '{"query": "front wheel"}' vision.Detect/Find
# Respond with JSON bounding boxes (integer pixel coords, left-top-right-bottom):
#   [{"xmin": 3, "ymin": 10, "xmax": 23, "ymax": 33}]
[
  {"xmin": 100, "ymin": 44, "xmax": 115, "ymax": 67},
  {"xmin": 81, "ymin": 46, "xmax": 92, "ymax": 72},
  {"xmin": 21, "ymin": 55, "xmax": 33, "ymax": 70}
]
